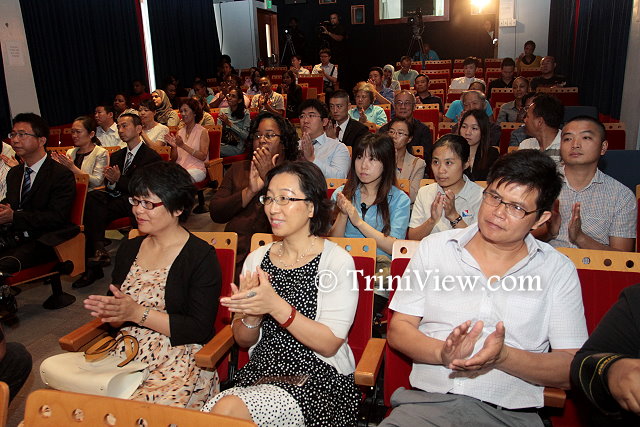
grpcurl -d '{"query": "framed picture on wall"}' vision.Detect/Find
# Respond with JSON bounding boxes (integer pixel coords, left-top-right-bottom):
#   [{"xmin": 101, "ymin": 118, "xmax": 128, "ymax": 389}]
[
  {"xmin": 351, "ymin": 5, "xmax": 365, "ymax": 24},
  {"xmin": 319, "ymin": 0, "xmax": 336, "ymax": 4}
]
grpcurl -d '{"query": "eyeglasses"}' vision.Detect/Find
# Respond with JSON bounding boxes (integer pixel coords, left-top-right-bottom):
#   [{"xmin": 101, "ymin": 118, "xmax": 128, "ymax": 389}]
[
  {"xmin": 128, "ymin": 197, "xmax": 165, "ymax": 210},
  {"xmin": 259, "ymin": 195, "xmax": 310, "ymax": 206},
  {"xmin": 253, "ymin": 133, "xmax": 281, "ymax": 142},
  {"xmin": 299, "ymin": 113, "xmax": 321, "ymax": 120},
  {"xmin": 387, "ymin": 129, "xmax": 409, "ymax": 137},
  {"xmin": 8, "ymin": 131, "xmax": 38, "ymax": 139},
  {"xmin": 69, "ymin": 129, "xmax": 85, "ymax": 135},
  {"xmin": 481, "ymin": 191, "xmax": 539, "ymax": 219},
  {"xmin": 393, "ymin": 100, "xmax": 414, "ymax": 107}
]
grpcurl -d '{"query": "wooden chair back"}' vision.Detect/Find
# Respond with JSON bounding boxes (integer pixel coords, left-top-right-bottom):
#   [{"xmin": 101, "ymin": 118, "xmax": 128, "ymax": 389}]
[
  {"xmin": 413, "ymin": 104, "xmax": 440, "ymax": 129},
  {"xmin": 411, "ymin": 145, "xmax": 424, "ymax": 159},
  {"xmin": 0, "ymin": 382, "xmax": 8, "ymax": 427},
  {"xmin": 499, "ymin": 122, "xmax": 523, "ymax": 155},
  {"xmin": 437, "ymin": 122, "xmax": 455, "ymax": 139},
  {"xmin": 537, "ymin": 87, "xmax": 580, "ymax": 106},
  {"xmin": 22, "ymin": 389, "xmax": 255, "ymax": 426},
  {"xmin": 604, "ymin": 122, "xmax": 626, "ymax": 150},
  {"xmin": 446, "ymin": 89, "xmax": 464, "ymax": 104},
  {"xmin": 152, "ymin": 145, "xmax": 171, "ymax": 161},
  {"xmin": 489, "ymin": 87, "xmax": 515, "ymax": 108},
  {"xmin": 423, "ymin": 60, "xmax": 452, "ymax": 71},
  {"xmin": 396, "ymin": 179, "xmax": 410, "ymax": 196}
]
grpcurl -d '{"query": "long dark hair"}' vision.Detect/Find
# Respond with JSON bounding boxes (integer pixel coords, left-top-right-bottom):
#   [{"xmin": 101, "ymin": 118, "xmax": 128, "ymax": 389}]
[
  {"xmin": 228, "ymin": 87, "xmax": 246, "ymax": 120},
  {"xmin": 342, "ymin": 133, "xmax": 396, "ymax": 235},
  {"xmin": 458, "ymin": 109, "xmax": 491, "ymax": 171}
]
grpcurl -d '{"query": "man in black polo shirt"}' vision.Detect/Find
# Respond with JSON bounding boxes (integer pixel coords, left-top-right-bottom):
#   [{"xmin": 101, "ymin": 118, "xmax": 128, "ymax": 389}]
[{"xmin": 487, "ymin": 57, "xmax": 516, "ymax": 99}]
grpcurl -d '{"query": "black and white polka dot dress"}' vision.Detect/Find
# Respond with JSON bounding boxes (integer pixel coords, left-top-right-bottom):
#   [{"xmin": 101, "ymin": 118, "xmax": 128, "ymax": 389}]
[{"xmin": 203, "ymin": 249, "xmax": 359, "ymax": 426}]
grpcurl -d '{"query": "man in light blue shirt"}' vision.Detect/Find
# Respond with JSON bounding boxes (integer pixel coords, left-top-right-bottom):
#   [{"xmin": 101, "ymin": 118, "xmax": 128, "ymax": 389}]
[
  {"xmin": 393, "ymin": 56, "xmax": 419, "ymax": 86},
  {"xmin": 298, "ymin": 99, "xmax": 350, "ymax": 179}
]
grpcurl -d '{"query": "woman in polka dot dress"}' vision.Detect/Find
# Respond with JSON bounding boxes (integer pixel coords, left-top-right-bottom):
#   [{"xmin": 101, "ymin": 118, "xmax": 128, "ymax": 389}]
[{"xmin": 202, "ymin": 161, "xmax": 360, "ymax": 426}]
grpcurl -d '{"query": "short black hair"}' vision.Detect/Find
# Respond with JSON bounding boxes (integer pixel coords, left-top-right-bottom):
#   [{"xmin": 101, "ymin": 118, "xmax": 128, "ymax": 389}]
[
  {"xmin": 291, "ymin": 54, "xmax": 303, "ymax": 61},
  {"xmin": 400, "ymin": 56, "xmax": 412, "ymax": 63},
  {"xmin": 298, "ymin": 98, "xmax": 328, "ymax": 119},
  {"xmin": 369, "ymin": 67, "xmax": 383, "ymax": 78},
  {"xmin": 129, "ymin": 162, "xmax": 196, "ymax": 223},
  {"xmin": 463, "ymin": 57, "xmax": 479, "ymax": 67},
  {"xmin": 487, "ymin": 149, "xmax": 562, "ymax": 216},
  {"xmin": 96, "ymin": 104, "xmax": 115, "ymax": 116},
  {"xmin": 525, "ymin": 40, "xmax": 536, "ymax": 49},
  {"xmin": 119, "ymin": 113, "xmax": 142, "ymax": 127},
  {"xmin": 530, "ymin": 93, "xmax": 564, "ymax": 129},
  {"xmin": 319, "ymin": 48, "xmax": 331, "ymax": 57},
  {"xmin": 13, "ymin": 112, "xmax": 49, "ymax": 139},
  {"xmin": 388, "ymin": 117, "xmax": 415, "ymax": 137},
  {"xmin": 563, "ymin": 115, "xmax": 606, "ymax": 141},
  {"xmin": 415, "ymin": 74, "xmax": 429, "ymax": 84},
  {"xmin": 139, "ymin": 98, "xmax": 157, "ymax": 112},
  {"xmin": 264, "ymin": 161, "xmax": 332, "ymax": 236},
  {"xmin": 501, "ymin": 57, "xmax": 516, "ymax": 68}
]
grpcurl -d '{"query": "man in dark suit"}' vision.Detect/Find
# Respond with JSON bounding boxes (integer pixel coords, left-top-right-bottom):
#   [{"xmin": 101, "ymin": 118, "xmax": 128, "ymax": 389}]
[
  {"xmin": 1, "ymin": 113, "xmax": 76, "ymax": 275},
  {"xmin": 74, "ymin": 113, "xmax": 161, "ymax": 288},
  {"xmin": 326, "ymin": 90, "xmax": 368, "ymax": 147}
]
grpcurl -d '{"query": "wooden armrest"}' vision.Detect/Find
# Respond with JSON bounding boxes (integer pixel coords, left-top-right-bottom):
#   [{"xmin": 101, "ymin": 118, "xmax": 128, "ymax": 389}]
[
  {"xmin": 53, "ymin": 233, "xmax": 85, "ymax": 277},
  {"xmin": 543, "ymin": 387, "xmax": 566, "ymax": 408},
  {"xmin": 59, "ymin": 319, "xmax": 110, "ymax": 352},
  {"xmin": 205, "ymin": 157, "xmax": 223, "ymax": 168},
  {"xmin": 354, "ymin": 338, "xmax": 385, "ymax": 387},
  {"xmin": 195, "ymin": 324, "xmax": 235, "ymax": 369}
]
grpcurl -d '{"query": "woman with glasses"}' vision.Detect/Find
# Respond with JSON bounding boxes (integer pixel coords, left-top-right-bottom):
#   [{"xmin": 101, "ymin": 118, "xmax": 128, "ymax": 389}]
[
  {"xmin": 210, "ymin": 112, "xmax": 299, "ymax": 280},
  {"xmin": 164, "ymin": 98, "xmax": 208, "ymax": 182},
  {"xmin": 219, "ymin": 87, "xmax": 250, "ymax": 157},
  {"xmin": 388, "ymin": 117, "xmax": 426, "ymax": 203},
  {"xmin": 408, "ymin": 134, "xmax": 484, "ymax": 240},
  {"xmin": 50, "ymin": 116, "xmax": 108, "ymax": 190},
  {"xmin": 458, "ymin": 109, "xmax": 500, "ymax": 181},
  {"xmin": 84, "ymin": 162, "xmax": 221, "ymax": 408},
  {"xmin": 203, "ymin": 161, "xmax": 359, "ymax": 426}
]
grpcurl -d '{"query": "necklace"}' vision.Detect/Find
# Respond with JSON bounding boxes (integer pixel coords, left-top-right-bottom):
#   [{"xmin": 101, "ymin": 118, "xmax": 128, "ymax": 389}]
[{"xmin": 277, "ymin": 236, "xmax": 318, "ymax": 269}]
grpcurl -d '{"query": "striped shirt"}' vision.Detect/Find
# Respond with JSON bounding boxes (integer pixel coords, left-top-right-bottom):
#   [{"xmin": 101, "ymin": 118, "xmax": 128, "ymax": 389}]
[
  {"xmin": 519, "ymin": 130, "xmax": 562, "ymax": 166},
  {"xmin": 550, "ymin": 168, "xmax": 637, "ymax": 248}
]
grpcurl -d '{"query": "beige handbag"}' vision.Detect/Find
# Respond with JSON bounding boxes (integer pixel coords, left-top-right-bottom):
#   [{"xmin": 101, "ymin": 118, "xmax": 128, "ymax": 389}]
[{"xmin": 40, "ymin": 334, "xmax": 149, "ymax": 399}]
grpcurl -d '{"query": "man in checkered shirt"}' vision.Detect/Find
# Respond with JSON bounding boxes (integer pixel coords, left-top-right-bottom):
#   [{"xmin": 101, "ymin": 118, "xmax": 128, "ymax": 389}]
[{"xmin": 541, "ymin": 116, "xmax": 636, "ymax": 251}]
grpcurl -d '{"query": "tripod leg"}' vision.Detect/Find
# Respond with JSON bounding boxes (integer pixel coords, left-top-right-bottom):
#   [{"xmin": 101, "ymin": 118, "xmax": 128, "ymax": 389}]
[{"xmin": 416, "ymin": 38, "xmax": 426, "ymax": 69}]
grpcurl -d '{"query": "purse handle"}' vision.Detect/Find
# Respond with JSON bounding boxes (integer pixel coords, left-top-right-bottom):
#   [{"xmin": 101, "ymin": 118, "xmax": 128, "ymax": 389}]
[{"xmin": 84, "ymin": 333, "xmax": 140, "ymax": 367}]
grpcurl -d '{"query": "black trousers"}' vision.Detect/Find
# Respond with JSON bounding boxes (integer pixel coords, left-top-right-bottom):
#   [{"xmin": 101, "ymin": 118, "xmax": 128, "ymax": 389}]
[
  {"xmin": 83, "ymin": 191, "xmax": 136, "ymax": 255},
  {"xmin": 0, "ymin": 240, "xmax": 57, "ymax": 275},
  {"xmin": 0, "ymin": 342, "xmax": 32, "ymax": 401}
]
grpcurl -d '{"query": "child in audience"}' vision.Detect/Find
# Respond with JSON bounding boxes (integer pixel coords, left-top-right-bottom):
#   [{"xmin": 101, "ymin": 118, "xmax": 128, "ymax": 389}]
[{"xmin": 408, "ymin": 134, "xmax": 483, "ymax": 240}]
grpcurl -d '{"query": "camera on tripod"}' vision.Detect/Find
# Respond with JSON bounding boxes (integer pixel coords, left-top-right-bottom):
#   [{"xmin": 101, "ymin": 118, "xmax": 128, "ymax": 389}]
[
  {"xmin": 406, "ymin": 8, "xmax": 424, "ymax": 36},
  {"xmin": 317, "ymin": 20, "xmax": 331, "ymax": 36}
]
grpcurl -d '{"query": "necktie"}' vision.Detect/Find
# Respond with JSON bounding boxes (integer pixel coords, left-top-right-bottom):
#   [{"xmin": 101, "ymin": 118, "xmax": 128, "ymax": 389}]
[
  {"xmin": 21, "ymin": 167, "xmax": 33, "ymax": 198},
  {"xmin": 336, "ymin": 126, "xmax": 341, "ymax": 141},
  {"xmin": 123, "ymin": 152, "xmax": 134, "ymax": 174}
]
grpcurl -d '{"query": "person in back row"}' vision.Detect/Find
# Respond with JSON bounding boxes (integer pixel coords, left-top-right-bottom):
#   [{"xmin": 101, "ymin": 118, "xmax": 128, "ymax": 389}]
[
  {"xmin": 519, "ymin": 93, "xmax": 564, "ymax": 165},
  {"xmin": 393, "ymin": 56, "xmax": 419, "ymax": 87},
  {"xmin": 536, "ymin": 116, "xmax": 636, "ymax": 252},
  {"xmin": 449, "ymin": 57, "xmax": 485, "ymax": 90},
  {"xmin": 94, "ymin": 104, "xmax": 124, "ymax": 148}
]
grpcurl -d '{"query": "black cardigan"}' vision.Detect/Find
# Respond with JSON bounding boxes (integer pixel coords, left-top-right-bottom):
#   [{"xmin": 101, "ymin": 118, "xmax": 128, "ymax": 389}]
[{"xmin": 111, "ymin": 233, "xmax": 221, "ymax": 346}]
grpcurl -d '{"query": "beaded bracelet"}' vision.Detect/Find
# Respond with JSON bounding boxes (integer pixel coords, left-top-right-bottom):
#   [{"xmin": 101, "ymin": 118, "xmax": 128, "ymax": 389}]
[{"xmin": 241, "ymin": 317, "xmax": 262, "ymax": 329}]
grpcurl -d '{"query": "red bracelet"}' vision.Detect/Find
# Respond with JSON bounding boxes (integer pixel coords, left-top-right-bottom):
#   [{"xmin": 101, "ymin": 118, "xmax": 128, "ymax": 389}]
[{"xmin": 279, "ymin": 305, "xmax": 297, "ymax": 328}]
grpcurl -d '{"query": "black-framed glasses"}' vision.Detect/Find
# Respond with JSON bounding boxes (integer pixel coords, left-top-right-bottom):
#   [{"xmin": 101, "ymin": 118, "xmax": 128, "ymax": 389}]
[
  {"xmin": 8, "ymin": 131, "xmax": 38, "ymax": 139},
  {"xmin": 128, "ymin": 197, "xmax": 165, "ymax": 210},
  {"xmin": 481, "ymin": 191, "xmax": 540, "ymax": 219},
  {"xmin": 259, "ymin": 195, "xmax": 310, "ymax": 206},
  {"xmin": 387, "ymin": 129, "xmax": 409, "ymax": 137}
]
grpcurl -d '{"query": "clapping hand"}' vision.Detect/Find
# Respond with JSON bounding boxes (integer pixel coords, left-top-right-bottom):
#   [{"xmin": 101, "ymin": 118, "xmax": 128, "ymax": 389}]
[
  {"xmin": 104, "ymin": 165, "xmax": 121, "ymax": 184},
  {"xmin": 299, "ymin": 132, "xmax": 315, "ymax": 161},
  {"xmin": 221, "ymin": 267, "xmax": 281, "ymax": 317},
  {"xmin": 84, "ymin": 284, "xmax": 144, "ymax": 324}
]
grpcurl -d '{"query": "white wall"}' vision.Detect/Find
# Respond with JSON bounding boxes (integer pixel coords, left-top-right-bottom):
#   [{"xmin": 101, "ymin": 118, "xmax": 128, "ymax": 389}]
[
  {"xmin": 621, "ymin": 0, "xmax": 640, "ymax": 149},
  {"xmin": 498, "ymin": 0, "xmax": 551, "ymax": 59},
  {"xmin": 0, "ymin": 0, "xmax": 39, "ymax": 117}
]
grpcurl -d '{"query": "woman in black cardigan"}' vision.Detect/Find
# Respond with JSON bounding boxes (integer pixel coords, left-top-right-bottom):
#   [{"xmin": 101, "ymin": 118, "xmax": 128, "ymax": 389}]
[{"xmin": 84, "ymin": 162, "xmax": 222, "ymax": 409}]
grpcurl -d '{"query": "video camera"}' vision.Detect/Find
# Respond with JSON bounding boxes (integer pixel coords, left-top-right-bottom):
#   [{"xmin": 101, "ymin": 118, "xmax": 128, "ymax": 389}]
[{"xmin": 406, "ymin": 8, "xmax": 424, "ymax": 36}]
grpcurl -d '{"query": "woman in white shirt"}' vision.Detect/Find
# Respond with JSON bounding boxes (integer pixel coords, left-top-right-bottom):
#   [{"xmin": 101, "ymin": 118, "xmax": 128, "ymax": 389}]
[
  {"xmin": 202, "ymin": 161, "xmax": 359, "ymax": 427},
  {"xmin": 408, "ymin": 134, "xmax": 483, "ymax": 240},
  {"xmin": 139, "ymin": 99, "xmax": 170, "ymax": 149},
  {"xmin": 51, "ymin": 116, "xmax": 108, "ymax": 190}
]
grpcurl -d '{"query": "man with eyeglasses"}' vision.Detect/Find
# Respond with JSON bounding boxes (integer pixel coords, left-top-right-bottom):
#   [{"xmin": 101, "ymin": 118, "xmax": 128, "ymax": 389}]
[
  {"xmin": 298, "ymin": 99, "xmax": 350, "ymax": 179},
  {"xmin": 0, "ymin": 113, "xmax": 76, "ymax": 304},
  {"xmin": 75, "ymin": 113, "xmax": 162, "ymax": 288},
  {"xmin": 379, "ymin": 91, "xmax": 433, "ymax": 163},
  {"xmin": 326, "ymin": 90, "xmax": 368, "ymax": 147},
  {"xmin": 381, "ymin": 150, "xmax": 587, "ymax": 427}
]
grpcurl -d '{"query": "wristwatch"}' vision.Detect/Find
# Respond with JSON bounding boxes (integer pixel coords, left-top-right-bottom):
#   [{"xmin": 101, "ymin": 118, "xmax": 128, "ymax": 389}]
[{"xmin": 449, "ymin": 215, "xmax": 463, "ymax": 228}]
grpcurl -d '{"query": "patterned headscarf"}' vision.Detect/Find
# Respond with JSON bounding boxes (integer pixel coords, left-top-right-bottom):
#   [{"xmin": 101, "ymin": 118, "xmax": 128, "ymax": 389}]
[{"xmin": 153, "ymin": 89, "xmax": 173, "ymax": 125}]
